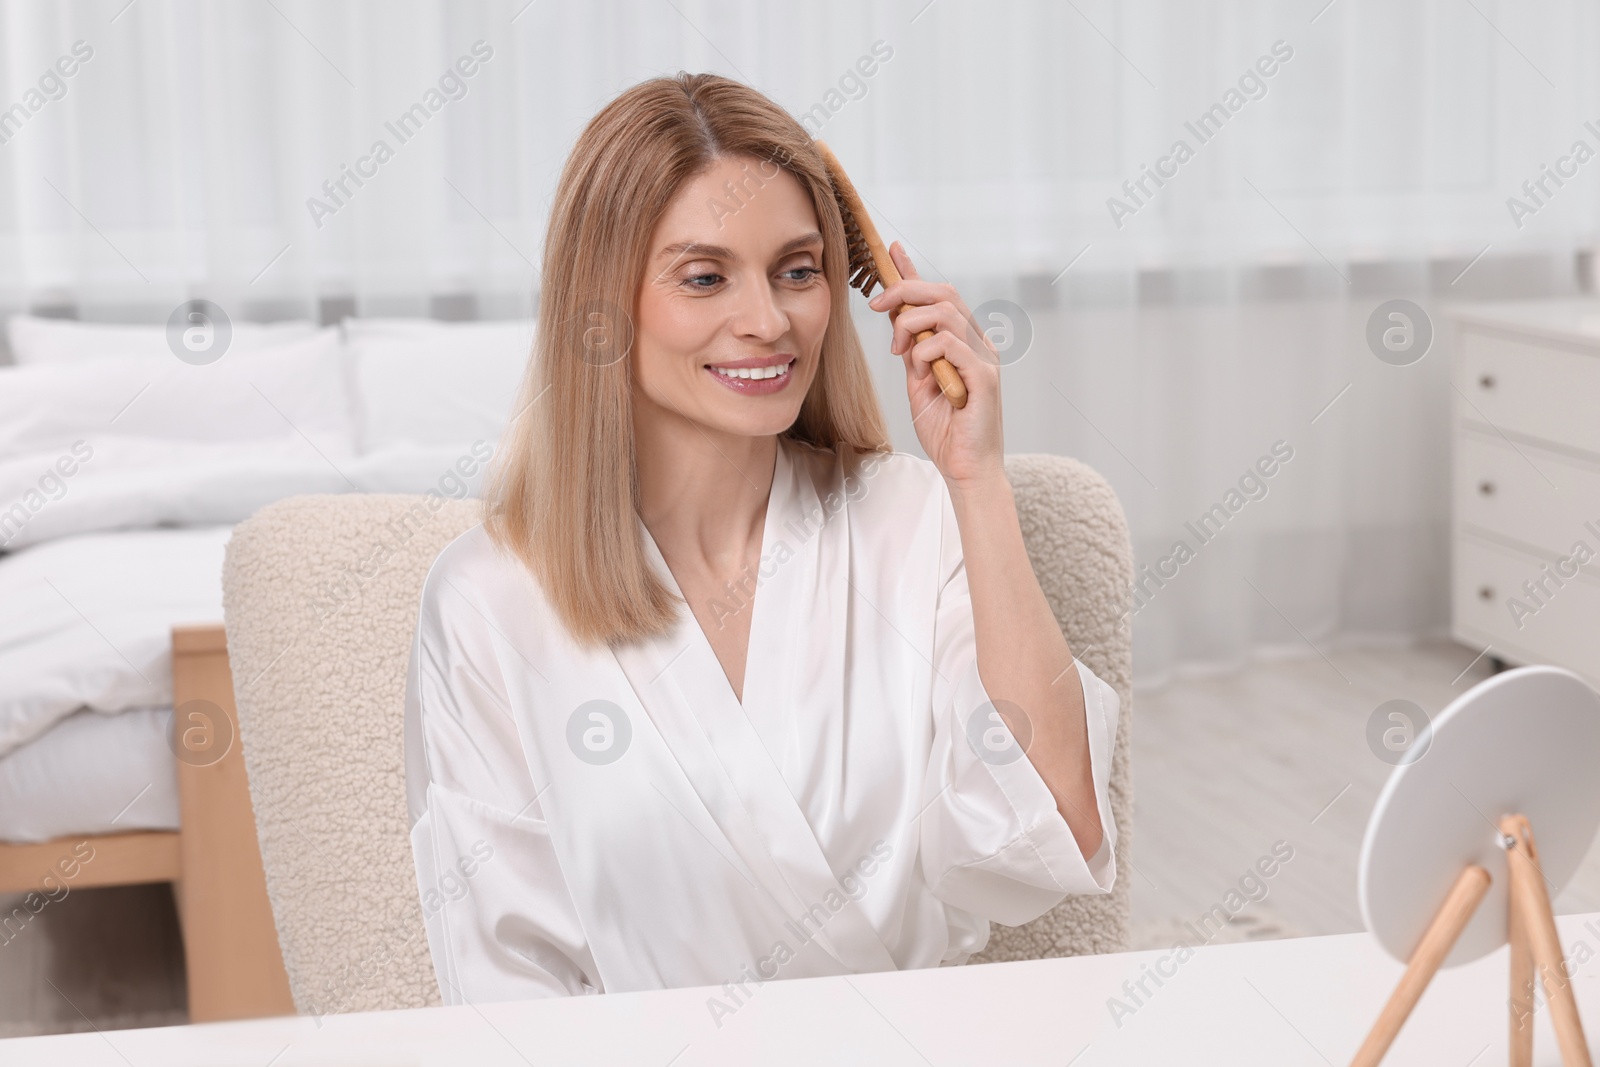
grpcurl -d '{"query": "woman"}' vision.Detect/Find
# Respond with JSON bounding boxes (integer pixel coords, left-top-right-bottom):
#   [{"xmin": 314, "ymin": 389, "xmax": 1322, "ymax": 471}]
[{"xmin": 403, "ymin": 72, "xmax": 1119, "ymax": 1005}]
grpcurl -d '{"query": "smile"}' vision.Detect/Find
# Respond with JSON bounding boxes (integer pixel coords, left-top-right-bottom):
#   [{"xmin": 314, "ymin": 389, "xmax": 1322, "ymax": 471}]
[
  {"xmin": 705, "ymin": 358, "xmax": 796, "ymax": 395},
  {"xmin": 710, "ymin": 360, "xmax": 791, "ymax": 380}
]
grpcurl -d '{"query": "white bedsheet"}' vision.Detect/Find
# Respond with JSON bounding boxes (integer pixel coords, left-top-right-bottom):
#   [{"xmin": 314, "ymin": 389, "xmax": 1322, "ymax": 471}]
[{"xmin": 0, "ymin": 706, "xmax": 178, "ymax": 843}]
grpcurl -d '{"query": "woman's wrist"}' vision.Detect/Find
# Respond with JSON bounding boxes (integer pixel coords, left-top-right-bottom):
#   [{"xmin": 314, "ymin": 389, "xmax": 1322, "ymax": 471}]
[{"xmin": 944, "ymin": 467, "xmax": 1013, "ymax": 513}]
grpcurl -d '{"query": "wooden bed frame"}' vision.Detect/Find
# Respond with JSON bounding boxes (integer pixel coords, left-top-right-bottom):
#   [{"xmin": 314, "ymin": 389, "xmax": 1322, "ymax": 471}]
[{"xmin": 0, "ymin": 623, "xmax": 294, "ymax": 1023}]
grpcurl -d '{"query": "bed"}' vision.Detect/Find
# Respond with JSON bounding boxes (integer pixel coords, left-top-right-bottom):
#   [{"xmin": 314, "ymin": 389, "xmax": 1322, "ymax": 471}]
[{"xmin": 0, "ymin": 312, "xmax": 533, "ymax": 1022}]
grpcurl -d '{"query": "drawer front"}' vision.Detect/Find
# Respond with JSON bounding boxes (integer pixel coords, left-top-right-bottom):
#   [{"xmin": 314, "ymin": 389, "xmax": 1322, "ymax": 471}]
[
  {"xmin": 1457, "ymin": 330, "xmax": 1600, "ymax": 457},
  {"xmin": 1452, "ymin": 534, "xmax": 1600, "ymax": 681},
  {"xmin": 1454, "ymin": 430, "xmax": 1600, "ymax": 575}
]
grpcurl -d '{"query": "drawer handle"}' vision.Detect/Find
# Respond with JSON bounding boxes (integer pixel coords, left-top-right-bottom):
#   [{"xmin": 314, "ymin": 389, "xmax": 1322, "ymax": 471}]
[
  {"xmin": 1479, "ymin": 373, "xmax": 1496, "ymax": 390},
  {"xmin": 1478, "ymin": 480, "xmax": 1495, "ymax": 496},
  {"xmin": 1479, "ymin": 585, "xmax": 1495, "ymax": 601}
]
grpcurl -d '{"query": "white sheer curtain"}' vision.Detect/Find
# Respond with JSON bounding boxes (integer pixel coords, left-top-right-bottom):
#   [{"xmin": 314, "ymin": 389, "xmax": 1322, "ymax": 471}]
[{"xmin": 2, "ymin": 0, "xmax": 1596, "ymax": 685}]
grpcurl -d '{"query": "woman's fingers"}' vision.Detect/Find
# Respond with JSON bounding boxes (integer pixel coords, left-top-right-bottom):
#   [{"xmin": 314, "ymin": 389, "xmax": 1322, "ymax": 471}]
[
  {"xmin": 888, "ymin": 240, "xmax": 921, "ymax": 281},
  {"xmin": 893, "ymin": 322, "xmax": 915, "ymax": 377},
  {"xmin": 876, "ymin": 244, "xmax": 996, "ymax": 405},
  {"xmin": 868, "ymin": 246, "xmax": 970, "ymax": 319},
  {"xmin": 908, "ymin": 332, "xmax": 989, "ymax": 395},
  {"xmin": 891, "ymin": 302, "xmax": 999, "ymax": 365},
  {"xmin": 869, "ymin": 278, "xmax": 963, "ymax": 318},
  {"xmin": 888, "ymin": 300, "xmax": 966, "ymax": 354}
]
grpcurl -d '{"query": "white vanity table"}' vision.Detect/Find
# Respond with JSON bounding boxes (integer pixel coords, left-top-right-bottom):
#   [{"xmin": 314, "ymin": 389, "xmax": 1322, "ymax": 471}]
[{"xmin": 8, "ymin": 913, "xmax": 1600, "ymax": 1065}]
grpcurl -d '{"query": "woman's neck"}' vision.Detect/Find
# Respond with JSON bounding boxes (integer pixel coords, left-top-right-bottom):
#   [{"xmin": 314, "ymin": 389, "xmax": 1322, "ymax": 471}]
[{"xmin": 634, "ymin": 412, "xmax": 778, "ymax": 569}]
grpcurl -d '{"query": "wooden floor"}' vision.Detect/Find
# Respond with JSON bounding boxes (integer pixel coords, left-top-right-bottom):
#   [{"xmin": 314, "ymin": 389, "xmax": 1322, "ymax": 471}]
[
  {"xmin": 1129, "ymin": 637, "xmax": 1600, "ymax": 949},
  {"xmin": 2, "ymin": 638, "xmax": 1594, "ymax": 1035}
]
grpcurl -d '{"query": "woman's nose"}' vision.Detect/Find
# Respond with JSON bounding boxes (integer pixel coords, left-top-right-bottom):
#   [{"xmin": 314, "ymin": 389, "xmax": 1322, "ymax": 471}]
[{"xmin": 730, "ymin": 277, "xmax": 788, "ymax": 342}]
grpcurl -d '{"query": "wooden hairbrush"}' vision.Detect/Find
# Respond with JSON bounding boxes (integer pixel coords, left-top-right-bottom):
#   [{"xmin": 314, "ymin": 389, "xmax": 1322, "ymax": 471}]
[{"xmin": 815, "ymin": 140, "xmax": 968, "ymax": 409}]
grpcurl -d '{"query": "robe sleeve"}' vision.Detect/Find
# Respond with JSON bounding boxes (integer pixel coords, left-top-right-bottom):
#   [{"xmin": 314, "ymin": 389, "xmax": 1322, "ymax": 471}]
[
  {"xmin": 918, "ymin": 481, "xmax": 1120, "ymax": 928},
  {"xmin": 405, "ymin": 565, "xmax": 601, "ymax": 1002}
]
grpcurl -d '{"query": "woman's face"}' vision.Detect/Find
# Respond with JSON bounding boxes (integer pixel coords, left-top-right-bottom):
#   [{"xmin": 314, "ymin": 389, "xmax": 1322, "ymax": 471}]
[{"xmin": 632, "ymin": 154, "xmax": 830, "ymax": 439}]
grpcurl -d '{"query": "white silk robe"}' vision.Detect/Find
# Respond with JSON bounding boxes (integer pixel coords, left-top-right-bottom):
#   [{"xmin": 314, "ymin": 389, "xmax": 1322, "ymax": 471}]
[{"xmin": 404, "ymin": 436, "xmax": 1120, "ymax": 1005}]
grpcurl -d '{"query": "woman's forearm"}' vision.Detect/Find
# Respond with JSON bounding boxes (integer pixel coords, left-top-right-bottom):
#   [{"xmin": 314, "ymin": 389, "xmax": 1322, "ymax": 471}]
[
  {"xmin": 947, "ymin": 472, "xmax": 1102, "ymax": 859},
  {"xmin": 867, "ymin": 240, "xmax": 1102, "ymax": 858}
]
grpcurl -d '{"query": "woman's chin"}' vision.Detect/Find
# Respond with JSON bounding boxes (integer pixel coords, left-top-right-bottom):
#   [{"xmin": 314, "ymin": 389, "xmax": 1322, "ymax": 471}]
[
  {"xmin": 694, "ymin": 367, "xmax": 811, "ymax": 435},
  {"xmin": 636, "ymin": 368, "xmax": 813, "ymax": 439},
  {"xmin": 698, "ymin": 403, "xmax": 804, "ymax": 439}
]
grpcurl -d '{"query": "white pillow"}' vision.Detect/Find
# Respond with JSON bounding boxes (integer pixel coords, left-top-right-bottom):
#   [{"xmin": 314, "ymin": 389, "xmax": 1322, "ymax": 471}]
[
  {"xmin": 341, "ymin": 318, "xmax": 534, "ymax": 451},
  {"xmin": 0, "ymin": 327, "xmax": 354, "ymax": 459},
  {"xmin": 6, "ymin": 313, "xmax": 319, "ymax": 365}
]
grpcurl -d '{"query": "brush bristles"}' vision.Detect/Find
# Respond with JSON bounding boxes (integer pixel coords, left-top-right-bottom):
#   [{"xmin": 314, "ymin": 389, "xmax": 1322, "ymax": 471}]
[
  {"xmin": 817, "ymin": 139, "xmax": 886, "ymax": 298},
  {"xmin": 835, "ymin": 183, "xmax": 882, "ymax": 298}
]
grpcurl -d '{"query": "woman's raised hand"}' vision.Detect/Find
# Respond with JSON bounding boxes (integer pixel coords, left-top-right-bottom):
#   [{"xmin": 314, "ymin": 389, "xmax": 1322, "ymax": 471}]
[{"xmin": 868, "ymin": 242, "xmax": 1005, "ymax": 491}]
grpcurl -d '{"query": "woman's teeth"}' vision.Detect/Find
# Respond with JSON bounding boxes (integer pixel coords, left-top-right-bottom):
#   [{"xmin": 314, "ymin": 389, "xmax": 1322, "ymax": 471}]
[{"xmin": 710, "ymin": 360, "xmax": 792, "ymax": 380}]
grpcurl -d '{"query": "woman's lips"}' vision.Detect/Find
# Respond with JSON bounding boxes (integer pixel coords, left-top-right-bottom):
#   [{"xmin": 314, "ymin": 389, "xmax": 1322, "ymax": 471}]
[{"xmin": 705, "ymin": 357, "xmax": 796, "ymax": 396}]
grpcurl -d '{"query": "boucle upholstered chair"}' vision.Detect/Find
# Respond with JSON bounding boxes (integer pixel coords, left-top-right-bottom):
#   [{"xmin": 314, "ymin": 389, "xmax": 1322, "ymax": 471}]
[{"xmin": 221, "ymin": 453, "xmax": 1134, "ymax": 1015}]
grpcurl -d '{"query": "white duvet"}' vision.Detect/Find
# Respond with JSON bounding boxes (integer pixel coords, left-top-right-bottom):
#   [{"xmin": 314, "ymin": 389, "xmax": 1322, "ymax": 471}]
[
  {"xmin": 0, "ymin": 440, "xmax": 492, "ymax": 760},
  {"xmin": 0, "ymin": 525, "xmax": 230, "ymax": 759},
  {"xmin": 0, "ymin": 316, "xmax": 509, "ymax": 788},
  {"xmin": 1, "ymin": 436, "xmax": 492, "ymax": 551}
]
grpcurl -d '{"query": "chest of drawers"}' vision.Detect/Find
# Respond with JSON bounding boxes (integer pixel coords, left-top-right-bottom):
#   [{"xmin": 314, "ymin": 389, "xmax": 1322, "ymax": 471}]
[{"xmin": 1450, "ymin": 301, "xmax": 1600, "ymax": 689}]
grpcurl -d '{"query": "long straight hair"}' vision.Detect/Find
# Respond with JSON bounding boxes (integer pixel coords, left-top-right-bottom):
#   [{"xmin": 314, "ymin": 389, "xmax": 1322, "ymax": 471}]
[{"xmin": 486, "ymin": 73, "xmax": 892, "ymax": 648}]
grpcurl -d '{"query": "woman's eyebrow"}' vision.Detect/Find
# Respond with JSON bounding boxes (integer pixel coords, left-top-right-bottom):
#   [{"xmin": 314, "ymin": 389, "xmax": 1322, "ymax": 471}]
[
  {"xmin": 773, "ymin": 231, "xmax": 824, "ymax": 257},
  {"xmin": 655, "ymin": 231, "xmax": 823, "ymax": 262},
  {"xmin": 657, "ymin": 240, "xmax": 734, "ymax": 261}
]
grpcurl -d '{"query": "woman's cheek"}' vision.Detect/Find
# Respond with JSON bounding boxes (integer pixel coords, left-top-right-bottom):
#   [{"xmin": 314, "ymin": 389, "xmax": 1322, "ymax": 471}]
[
  {"xmin": 796, "ymin": 285, "xmax": 832, "ymax": 349},
  {"xmin": 668, "ymin": 299, "xmax": 727, "ymax": 350}
]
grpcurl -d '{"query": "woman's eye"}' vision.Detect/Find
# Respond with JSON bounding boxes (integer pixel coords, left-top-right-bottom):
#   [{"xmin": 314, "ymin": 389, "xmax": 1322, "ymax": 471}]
[
  {"xmin": 683, "ymin": 273, "xmax": 723, "ymax": 289},
  {"xmin": 782, "ymin": 267, "xmax": 822, "ymax": 283}
]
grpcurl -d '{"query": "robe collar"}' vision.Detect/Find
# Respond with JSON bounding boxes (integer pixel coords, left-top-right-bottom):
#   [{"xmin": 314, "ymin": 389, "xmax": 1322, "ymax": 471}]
[{"xmin": 614, "ymin": 437, "xmax": 897, "ymax": 975}]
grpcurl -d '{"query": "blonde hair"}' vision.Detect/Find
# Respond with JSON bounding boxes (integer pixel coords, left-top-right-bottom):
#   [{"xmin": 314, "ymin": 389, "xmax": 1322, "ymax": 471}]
[{"xmin": 486, "ymin": 72, "xmax": 892, "ymax": 648}]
